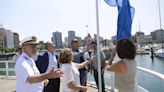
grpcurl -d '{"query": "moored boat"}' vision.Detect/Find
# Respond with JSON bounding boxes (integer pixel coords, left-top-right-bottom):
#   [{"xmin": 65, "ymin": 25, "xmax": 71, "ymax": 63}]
[
  {"xmin": 154, "ymin": 48, "xmax": 164, "ymax": 58},
  {"xmin": 136, "ymin": 47, "xmax": 149, "ymax": 55}
]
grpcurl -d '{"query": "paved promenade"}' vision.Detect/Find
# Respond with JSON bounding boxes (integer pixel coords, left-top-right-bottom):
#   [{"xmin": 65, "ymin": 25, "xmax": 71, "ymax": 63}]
[
  {"xmin": 0, "ymin": 77, "xmax": 111, "ymax": 92},
  {"xmin": 0, "ymin": 78, "xmax": 16, "ymax": 92}
]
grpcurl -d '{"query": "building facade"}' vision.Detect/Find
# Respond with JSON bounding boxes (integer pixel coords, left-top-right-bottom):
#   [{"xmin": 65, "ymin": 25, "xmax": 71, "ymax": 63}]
[
  {"xmin": 52, "ymin": 31, "xmax": 63, "ymax": 48},
  {"xmin": 68, "ymin": 31, "xmax": 75, "ymax": 47},
  {"xmin": 135, "ymin": 31, "xmax": 145, "ymax": 45},
  {"xmin": 0, "ymin": 36, "xmax": 4, "ymax": 48},
  {"xmin": 83, "ymin": 33, "xmax": 92, "ymax": 46},
  {"xmin": 13, "ymin": 32, "xmax": 19, "ymax": 48},
  {"xmin": 6, "ymin": 30, "xmax": 14, "ymax": 48},
  {"xmin": 0, "ymin": 28, "xmax": 7, "ymax": 48},
  {"xmin": 151, "ymin": 29, "xmax": 164, "ymax": 42}
]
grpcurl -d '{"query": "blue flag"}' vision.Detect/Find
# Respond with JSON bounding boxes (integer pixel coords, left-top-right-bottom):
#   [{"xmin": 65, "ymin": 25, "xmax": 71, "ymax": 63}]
[{"xmin": 104, "ymin": 0, "xmax": 135, "ymax": 41}]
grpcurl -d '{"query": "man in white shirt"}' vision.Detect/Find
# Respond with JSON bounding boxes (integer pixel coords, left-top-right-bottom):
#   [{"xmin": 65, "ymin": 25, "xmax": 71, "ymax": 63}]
[
  {"xmin": 71, "ymin": 39, "xmax": 91, "ymax": 89},
  {"xmin": 91, "ymin": 41, "xmax": 106, "ymax": 92},
  {"xmin": 15, "ymin": 36, "xmax": 63, "ymax": 92},
  {"xmin": 35, "ymin": 42, "xmax": 60, "ymax": 92}
]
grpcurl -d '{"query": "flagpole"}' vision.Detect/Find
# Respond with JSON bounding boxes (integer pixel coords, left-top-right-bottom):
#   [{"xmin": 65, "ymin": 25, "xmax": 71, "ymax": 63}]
[{"xmin": 95, "ymin": 0, "xmax": 102, "ymax": 92}]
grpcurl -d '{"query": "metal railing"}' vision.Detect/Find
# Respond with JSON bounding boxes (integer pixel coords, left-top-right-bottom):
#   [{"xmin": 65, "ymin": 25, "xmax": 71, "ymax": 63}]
[
  {"xmin": 0, "ymin": 61, "xmax": 164, "ymax": 92},
  {"xmin": 137, "ymin": 66, "xmax": 164, "ymax": 80},
  {"xmin": 0, "ymin": 61, "xmax": 15, "ymax": 79}
]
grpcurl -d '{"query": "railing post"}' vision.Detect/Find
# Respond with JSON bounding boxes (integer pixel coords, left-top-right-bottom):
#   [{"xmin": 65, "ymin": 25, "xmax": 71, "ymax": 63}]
[
  {"xmin": 5, "ymin": 61, "xmax": 9, "ymax": 78},
  {"xmin": 110, "ymin": 72, "xmax": 115, "ymax": 92}
]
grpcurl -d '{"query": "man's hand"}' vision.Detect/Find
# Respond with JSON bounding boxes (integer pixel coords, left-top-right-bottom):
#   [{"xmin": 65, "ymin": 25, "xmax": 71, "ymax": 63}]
[
  {"xmin": 89, "ymin": 56, "xmax": 96, "ymax": 62},
  {"xmin": 83, "ymin": 45, "xmax": 91, "ymax": 52},
  {"xmin": 26, "ymin": 68, "xmax": 63, "ymax": 84},
  {"xmin": 43, "ymin": 79, "xmax": 49, "ymax": 87},
  {"xmin": 106, "ymin": 65, "xmax": 111, "ymax": 71},
  {"xmin": 47, "ymin": 69, "xmax": 64, "ymax": 79},
  {"xmin": 81, "ymin": 86, "xmax": 87, "ymax": 92}
]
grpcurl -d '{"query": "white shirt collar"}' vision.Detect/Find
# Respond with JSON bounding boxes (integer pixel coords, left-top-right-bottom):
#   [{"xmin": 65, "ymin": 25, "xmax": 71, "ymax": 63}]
[{"xmin": 21, "ymin": 52, "xmax": 31, "ymax": 60}]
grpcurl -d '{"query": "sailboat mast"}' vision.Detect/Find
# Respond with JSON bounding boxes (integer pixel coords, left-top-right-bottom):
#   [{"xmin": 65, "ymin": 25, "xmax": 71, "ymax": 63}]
[
  {"xmin": 86, "ymin": 0, "xmax": 89, "ymax": 34},
  {"xmin": 95, "ymin": 0, "xmax": 102, "ymax": 92},
  {"xmin": 158, "ymin": 0, "xmax": 163, "ymax": 49},
  {"xmin": 139, "ymin": 22, "xmax": 141, "ymax": 32},
  {"xmin": 158, "ymin": 0, "xmax": 162, "ymax": 30}
]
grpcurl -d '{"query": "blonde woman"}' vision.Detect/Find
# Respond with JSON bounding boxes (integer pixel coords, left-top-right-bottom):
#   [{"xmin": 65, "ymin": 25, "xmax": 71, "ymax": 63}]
[{"xmin": 59, "ymin": 48, "xmax": 95, "ymax": 92}]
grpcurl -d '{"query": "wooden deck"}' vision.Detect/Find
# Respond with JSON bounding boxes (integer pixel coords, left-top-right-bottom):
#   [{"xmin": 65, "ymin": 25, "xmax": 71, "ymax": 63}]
[{"xmin": 0, "ymin": 77, "xmax": 111, "ymax": 92}]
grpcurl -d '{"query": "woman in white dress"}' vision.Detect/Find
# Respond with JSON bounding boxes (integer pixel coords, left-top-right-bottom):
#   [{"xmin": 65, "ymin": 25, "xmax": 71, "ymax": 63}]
[{"xmin": 59, "ymin": 48, "xmax": 95, "ymax": 92}]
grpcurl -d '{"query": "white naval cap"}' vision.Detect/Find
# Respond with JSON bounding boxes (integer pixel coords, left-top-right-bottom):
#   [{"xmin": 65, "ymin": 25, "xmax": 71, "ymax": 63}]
[{"xmin": 19, "ymin": 36, "xmax": 38, "ymax": 46}]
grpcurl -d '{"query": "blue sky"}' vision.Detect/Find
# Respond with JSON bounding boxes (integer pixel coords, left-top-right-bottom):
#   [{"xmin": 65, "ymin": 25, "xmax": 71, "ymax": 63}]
[{"xmin": 0, "ymin": 0, "xmax": 164, "ymax": 42}]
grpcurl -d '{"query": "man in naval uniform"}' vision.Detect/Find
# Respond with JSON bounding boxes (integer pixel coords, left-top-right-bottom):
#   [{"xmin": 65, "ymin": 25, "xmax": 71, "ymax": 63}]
[{"xmin": 15, "ymin": 36, "xmax": 63, "ymax": 92}]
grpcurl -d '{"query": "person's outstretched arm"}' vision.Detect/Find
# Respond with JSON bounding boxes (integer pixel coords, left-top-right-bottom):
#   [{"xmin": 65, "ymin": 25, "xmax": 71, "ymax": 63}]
[
  {"xmin": 78, "ymin": 56, "xmax": 95, "ymax": 69},
  {"xmin": 27, "ymin": 69, "xmax": 63, "ymax": 84}
]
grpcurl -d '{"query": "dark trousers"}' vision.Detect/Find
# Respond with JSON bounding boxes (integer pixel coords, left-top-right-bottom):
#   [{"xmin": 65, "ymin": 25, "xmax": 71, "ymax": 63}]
[
  {"xmin": 43, "ymin": 78, "xmax": 60, "ymax": 92},
  {"xmin": 79, "ymin": 69, "xmax": 88, "ymax": 86},
  {"xmin": 79, "ymin": 69, "xmax": 88, "ymax": 92},
  {"xmin": 93, "ymin": 69, "xmax": 105, "ymax": 92}
]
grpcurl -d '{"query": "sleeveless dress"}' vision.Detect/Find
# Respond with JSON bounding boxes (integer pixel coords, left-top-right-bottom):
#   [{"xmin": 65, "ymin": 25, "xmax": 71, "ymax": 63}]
[
  {"xmin": 115, "ymin": 58, "xmax": 137, "ymax": 92},
  {"xmin": 61, "ymin": 62, "xmax": 80, "ymax": 92}
]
